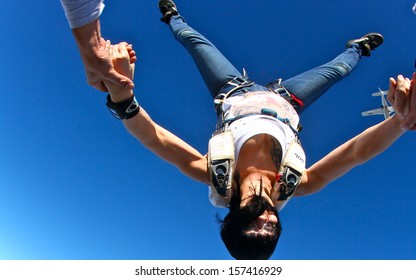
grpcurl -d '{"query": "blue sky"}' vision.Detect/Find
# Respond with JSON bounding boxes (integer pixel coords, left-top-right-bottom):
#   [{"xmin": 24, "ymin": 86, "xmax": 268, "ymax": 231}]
[{"xmin": 0, "ymin": 0, "xmax": 415, "ymax": 260}]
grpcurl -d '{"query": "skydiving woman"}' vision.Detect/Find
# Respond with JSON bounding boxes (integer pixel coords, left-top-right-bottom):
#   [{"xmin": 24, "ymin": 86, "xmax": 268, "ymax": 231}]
[{"xmin": 100, "ymin": 0, "xmax": 415, "ymax": 259}]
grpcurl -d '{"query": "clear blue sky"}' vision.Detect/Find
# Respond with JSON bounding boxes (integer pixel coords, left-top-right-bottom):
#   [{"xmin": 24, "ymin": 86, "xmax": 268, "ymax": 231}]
[{"xmin": 0, "ymin": 0, "xmax": 415, "ymax": 260}]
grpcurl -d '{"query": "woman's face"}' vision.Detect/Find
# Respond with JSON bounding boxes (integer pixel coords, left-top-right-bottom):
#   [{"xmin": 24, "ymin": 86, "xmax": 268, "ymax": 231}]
[{"xmin": 243, "ymin": 210, "xmax": 278, "ymax": 236}]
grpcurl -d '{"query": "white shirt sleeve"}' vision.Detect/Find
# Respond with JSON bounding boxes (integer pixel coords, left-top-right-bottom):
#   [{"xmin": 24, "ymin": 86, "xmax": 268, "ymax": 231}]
[{"xmin": 60, "ymin": 0, "xmax": 105, "ymax": 29}]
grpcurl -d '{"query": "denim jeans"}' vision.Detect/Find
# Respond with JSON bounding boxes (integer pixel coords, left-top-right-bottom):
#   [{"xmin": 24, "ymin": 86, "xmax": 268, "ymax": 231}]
[{"xmin": 169, "ymin": 15, "xmax": 362, "ymax": 115}]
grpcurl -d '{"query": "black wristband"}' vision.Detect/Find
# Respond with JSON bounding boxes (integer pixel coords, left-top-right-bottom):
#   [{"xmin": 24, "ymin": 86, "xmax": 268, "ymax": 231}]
[{"xmin": 106, "ymin": 94, "xmax": 140, "ymax": 120}]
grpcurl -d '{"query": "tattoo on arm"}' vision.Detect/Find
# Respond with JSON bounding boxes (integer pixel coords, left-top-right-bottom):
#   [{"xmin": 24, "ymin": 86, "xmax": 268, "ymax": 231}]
[{"xmin": 270, "ymin": 137, "xmax": 282, "ymax": 171}]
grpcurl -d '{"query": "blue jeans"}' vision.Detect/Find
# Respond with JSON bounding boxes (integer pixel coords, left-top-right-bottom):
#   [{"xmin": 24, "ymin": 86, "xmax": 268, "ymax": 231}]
[{"xmin": 169, "ymin": 15, "xmax": 362, "ymax": 114}]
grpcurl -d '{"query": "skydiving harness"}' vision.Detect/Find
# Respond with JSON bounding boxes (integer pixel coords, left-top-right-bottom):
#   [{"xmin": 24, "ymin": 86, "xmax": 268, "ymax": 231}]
[
  {"xmin": 208, "ymin": 71, "xmax": 306, "ymax": 202},
  {"xmin": 213, "ymin": 71, "xmax": 303, "ymax": 132}
]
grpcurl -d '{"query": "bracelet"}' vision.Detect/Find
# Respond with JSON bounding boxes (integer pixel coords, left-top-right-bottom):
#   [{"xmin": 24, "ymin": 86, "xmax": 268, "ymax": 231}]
[{"xmin": 106, "ymin": 94, "xmax": 140, "ymax": 120}]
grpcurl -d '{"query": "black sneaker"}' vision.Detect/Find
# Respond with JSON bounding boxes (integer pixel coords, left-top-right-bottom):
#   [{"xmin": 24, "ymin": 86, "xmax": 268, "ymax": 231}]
[
  {"xmin": 159, "ymin": 0, "xmax": 179, "ymax": 24},
  {"xmin": 346, "ymin": 33, "xmax": 384, "ymax": 57}
]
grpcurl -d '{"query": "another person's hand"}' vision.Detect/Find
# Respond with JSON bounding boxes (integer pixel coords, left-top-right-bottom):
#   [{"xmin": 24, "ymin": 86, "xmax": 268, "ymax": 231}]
[
  {"xmin": 72, "ymin": 19, "xmax": 135, "ymax": 92},
  {"xmin": 388, "ymin": 72, "xmax": 416, "ymax": 130}
]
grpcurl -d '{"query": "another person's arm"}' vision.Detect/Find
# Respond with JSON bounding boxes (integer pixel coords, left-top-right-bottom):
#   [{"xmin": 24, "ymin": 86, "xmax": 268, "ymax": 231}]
[
  {"xmin": 297, "ymin": 74, "xmax": 415, "ymax": 196},
  {"xmin": 104, "ymin": 43, "xmax": 209, "ymax": 184},
  {"xmin": 60, "ymin": 0, "xmax": 134, "ymax": 92}
]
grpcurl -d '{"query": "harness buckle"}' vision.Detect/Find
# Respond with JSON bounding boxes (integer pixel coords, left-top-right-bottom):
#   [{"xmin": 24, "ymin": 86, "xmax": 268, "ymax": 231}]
[{"xmin": 266, "ymin": 79, "xmax": 304, "ymax": 108}]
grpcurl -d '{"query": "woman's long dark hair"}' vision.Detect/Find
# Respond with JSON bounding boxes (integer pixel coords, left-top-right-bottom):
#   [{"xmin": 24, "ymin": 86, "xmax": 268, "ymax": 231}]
[{"xmin": 217, "ymin": 173, "xmax": 282, "ymax": 259}]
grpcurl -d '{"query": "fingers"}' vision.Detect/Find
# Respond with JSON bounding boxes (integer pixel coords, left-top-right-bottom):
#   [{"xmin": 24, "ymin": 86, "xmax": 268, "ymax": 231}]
[
  {"xmin": 91, "ymin": 80, "xmax": 109, "ymax": 92},
  {"xmin": 125, "ymin": 43, "xmax": 137, "ymax": 62},
  {"xmin": 107, "ymin": 41, "xmax": 125, "ymax": 58},
  {"xmin": 387, "ymin": 77, "xmax": 396, "ymax": 105},
  {"xmin": 400, "ymin": 73, "xmax": 416, "ymax": 131},
  {"xmin": 106, "ymin": 69, "xmax": 134, "ymax": 89},
  {"xmin": 109, "ymin": 42, "xmax": 135, "ymax": 88},
  {"xmin": 86, "ymin": 71, "xmax": 109, "ymax": 92},
  {"xmin": 130, "ymin": 63, "xmax": 135, "ymax": 78},
  {"xmin": 116, "ymin": 42, "xmax": 128, "ymax": 56},
  {"xmin": 119, "ymin": 42, "xmax": 137, "ymax": 63},
  {"xmin": 394, "ymin": 75, "xmax": 408, "ymax": 116},
  {"xmin": 83, "ymin": 38, "xmax": 135, "ymax": 91},
  {"xmin": 105, "ymin": 40, "xmax": 112, "ymax": 56},
  {"xmin": 108, "ymin": 42, "xmax": 136, "ymax": 62},
  {"xmin": 128, "ymin": 48, "xmax": 137, "ymax": 64}
]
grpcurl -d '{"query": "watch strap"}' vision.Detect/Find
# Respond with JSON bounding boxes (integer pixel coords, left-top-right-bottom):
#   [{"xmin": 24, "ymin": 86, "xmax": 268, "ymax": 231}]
[{"xmin": 106, "ymin": 94, "xmax": 140, "ymax": 120}]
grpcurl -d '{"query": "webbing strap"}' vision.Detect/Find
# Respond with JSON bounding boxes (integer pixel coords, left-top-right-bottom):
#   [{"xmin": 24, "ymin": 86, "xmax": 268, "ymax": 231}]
[
  {"xmin": 214, "ymin": 75, "xmax": 254, "ymax": 110},
  {"xmin": 214, "ymin": 74, "xmax": 303, "ymax": 135},
  {"xmin": 265, "ymin": 79, "xmax": 304, "ymax": 108}
]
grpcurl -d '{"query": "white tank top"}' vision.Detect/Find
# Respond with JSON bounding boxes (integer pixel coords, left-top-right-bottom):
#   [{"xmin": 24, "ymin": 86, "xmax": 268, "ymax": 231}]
[{"xmin": 208, "ymin": 91, "xmax": 300, "ymax": 212}]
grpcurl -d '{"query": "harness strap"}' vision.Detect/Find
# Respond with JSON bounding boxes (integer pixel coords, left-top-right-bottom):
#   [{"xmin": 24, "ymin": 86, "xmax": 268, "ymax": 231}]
[
  {"xmin": 214, "ymin": 73, "xmax": 303, "ymax": 134},
  {"xmin": 214, "ymin": 75, "xmax": 254, "ymax": 111},
  {"xmin": 265, "ymin": 79, "xmax": 304, "ymax": 108}
]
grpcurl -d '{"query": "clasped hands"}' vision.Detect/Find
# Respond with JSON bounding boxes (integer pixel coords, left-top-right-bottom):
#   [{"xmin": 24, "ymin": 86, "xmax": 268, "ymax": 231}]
[
  {"xmin": 388, "ymin": 72, "xmax": 416, "ymax": 131},
  {"xmin": 101, "ymin": 42, "xmax": 137, "ymax": 102}
]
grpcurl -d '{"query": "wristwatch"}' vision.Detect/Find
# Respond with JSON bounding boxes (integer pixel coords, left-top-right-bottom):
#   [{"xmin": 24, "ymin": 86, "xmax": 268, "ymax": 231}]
[{"xmin": 106, "ymin": 94, "xmax": 140, "ymax": 120}]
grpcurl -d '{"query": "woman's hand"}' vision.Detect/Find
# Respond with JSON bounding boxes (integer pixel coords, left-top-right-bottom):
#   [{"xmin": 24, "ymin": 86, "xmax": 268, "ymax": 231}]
[{"xmin": 387, "ymin": 72, "xmax": 416, "ymax": 130}]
